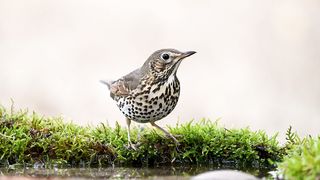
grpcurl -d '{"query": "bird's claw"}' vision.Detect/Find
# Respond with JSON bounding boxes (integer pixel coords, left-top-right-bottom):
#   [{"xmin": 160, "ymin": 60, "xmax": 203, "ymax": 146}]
[
  {"xmin": 128, "ymin": 142, "xmax": 137, "ymax": 150},
  {"xmin": 165, "ymin": 134, "xmax": 181, "ymax": 146},
  {"xmin": 126, "ymin": 141, "xmax": 142, "ymax": 150},
  {"xmin": 172, "ymin": 134, "xmax": 183, "ymax": 138}
]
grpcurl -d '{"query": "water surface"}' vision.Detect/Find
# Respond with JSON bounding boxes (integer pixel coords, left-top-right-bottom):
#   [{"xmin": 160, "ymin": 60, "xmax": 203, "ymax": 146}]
[{"xmin": 0, "ymin": 165, "xmax": 270, "ymax": 179}]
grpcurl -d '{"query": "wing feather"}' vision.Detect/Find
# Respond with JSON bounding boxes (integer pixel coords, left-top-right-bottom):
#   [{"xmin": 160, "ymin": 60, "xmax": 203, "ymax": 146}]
[{"xmin": 108, "ymin": 68, "xmax": 145, "ymax": 98}]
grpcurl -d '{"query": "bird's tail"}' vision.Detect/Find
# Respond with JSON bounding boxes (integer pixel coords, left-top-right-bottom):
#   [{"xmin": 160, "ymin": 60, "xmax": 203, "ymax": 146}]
[{"xmin": 99, "ymin": 80, "xmax": 113, "ymax": 89}]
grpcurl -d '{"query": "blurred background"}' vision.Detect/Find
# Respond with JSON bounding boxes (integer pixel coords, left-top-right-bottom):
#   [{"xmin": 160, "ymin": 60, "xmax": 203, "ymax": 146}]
[{"xmin": 0, "ymin": 0, "xmax": 319, "ymax": 142}]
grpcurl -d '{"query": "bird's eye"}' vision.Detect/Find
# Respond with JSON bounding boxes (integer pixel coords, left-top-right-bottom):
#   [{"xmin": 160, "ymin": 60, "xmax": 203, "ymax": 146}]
[{"xmin": 161, "ymin": 53, "xmax": 170, "ymax": 60}]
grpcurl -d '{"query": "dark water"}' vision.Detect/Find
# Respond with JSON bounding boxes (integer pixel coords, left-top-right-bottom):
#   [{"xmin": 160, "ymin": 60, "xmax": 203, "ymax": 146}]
[{"xmin": 0, "ymin": 165, "xmax": 271, "ymax": 179}]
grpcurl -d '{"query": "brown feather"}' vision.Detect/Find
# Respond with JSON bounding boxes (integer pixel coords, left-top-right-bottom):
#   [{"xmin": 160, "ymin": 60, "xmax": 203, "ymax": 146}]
[
  {"xmin": 109, "ymin": 67, "xmax": 147, "ymax": 98},
  {"xmin": 109, "ymin": 79, "xmax": 130, "ymax": 96}
]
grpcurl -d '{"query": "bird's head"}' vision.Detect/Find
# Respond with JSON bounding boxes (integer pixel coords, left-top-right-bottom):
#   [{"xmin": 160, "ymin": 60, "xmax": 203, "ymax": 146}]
[{"xmin": 142, "ymin": 49, "xmax": 196, "ymax": 79}]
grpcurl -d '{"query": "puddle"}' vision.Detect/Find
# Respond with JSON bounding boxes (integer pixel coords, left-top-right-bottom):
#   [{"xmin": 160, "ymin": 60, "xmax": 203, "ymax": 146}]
[{"xmin": 0, "ymin": 165, "xmax": 272, "ymax": 179}]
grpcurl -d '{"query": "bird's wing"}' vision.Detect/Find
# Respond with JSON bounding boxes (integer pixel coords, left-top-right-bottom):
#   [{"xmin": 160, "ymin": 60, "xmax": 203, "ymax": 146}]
[{"xmin": 108, "ymin": 68, "xmax": 144, "ymax": 97}]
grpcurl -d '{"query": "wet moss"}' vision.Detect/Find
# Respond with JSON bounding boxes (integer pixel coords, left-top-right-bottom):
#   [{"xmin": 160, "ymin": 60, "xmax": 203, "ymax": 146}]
[
  {"xmin": 279, "ymin": 130, "xmax": 320, "ymax": 180},
  {"xmin": 0, "ymin": 105, "xmax": 285, "ymax": 170}
]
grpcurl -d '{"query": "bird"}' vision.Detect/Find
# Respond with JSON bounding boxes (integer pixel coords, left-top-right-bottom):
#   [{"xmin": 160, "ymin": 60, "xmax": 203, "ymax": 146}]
[{"xmin": 101, "ymin": 48, "xmax": 196, "ymax": 149}]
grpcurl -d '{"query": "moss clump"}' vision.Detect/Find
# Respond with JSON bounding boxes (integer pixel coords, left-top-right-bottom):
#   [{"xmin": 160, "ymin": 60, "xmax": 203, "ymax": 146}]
[
  {"xmin": 279, "ymin": 135, "xmax": 320, "ymax": 180},
  {"xmin": 0, "ymin": 107, "xmax": 116, "ymax": 167},
  {"xmin": 0, "ymin": 105, "xmax": 284, "ymax": 170}
]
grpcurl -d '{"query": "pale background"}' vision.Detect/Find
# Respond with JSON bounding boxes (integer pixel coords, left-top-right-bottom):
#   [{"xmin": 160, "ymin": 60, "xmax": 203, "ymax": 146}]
[{"xmin": 0, "ymin": 0, "xmax": 319, "ymax": 142}]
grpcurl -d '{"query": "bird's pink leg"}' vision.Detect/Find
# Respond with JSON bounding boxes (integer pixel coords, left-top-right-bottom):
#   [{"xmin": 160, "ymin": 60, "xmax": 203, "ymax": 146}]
[
  {"xmin": 150, "ymin": 121, "xmax": 179, "ymax": 145},
  {"xmin": 126, "ymin": 118, "xmax": 137, "ymax": 150}
]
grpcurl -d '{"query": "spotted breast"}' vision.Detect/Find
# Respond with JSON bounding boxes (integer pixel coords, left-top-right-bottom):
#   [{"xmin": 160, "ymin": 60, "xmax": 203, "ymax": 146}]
[{"xmin": 116, "ymin": 73, "xmax": 180, "ymax": 123}]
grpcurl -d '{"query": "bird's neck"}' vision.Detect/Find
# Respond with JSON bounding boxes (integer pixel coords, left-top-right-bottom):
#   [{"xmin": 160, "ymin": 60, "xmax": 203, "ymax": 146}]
[{"xmin": 152, "ymin": 72, "xmax": 178, "ymax": 86}]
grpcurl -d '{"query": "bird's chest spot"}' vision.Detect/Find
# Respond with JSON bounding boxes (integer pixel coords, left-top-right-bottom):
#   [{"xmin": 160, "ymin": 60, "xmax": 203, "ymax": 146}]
[{"xmin": 117, "ymin": 76, "xmax": 180, "ymax": 122}]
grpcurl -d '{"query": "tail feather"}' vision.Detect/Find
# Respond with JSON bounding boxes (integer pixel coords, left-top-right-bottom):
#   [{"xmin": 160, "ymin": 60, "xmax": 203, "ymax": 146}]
[{"xmin": 99, "ymin": 80, "xmax": 113, "ymax": 89}]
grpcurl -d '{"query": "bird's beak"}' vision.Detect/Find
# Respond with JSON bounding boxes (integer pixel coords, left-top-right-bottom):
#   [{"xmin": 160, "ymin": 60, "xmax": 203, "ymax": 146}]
[{"xmin": 179, "ymin": 51, "xmax": 196, "ymax": 59}]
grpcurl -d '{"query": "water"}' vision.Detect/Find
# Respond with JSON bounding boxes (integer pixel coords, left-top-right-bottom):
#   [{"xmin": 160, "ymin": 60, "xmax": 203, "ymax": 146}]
[{"xmin": 0, "ymin": 165, "xmax": 271, "ymax": 179}]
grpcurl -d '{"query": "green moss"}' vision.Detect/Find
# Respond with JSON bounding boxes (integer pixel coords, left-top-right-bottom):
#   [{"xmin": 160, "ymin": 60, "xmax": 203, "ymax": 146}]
[
  {"xmin": 2, "ymin": 105, "xmax": 320, "ymax": 178},
  {"xmin": 279, "ymin": 136, "xmax": 320, "ymax": 180},
  {"xmin": 1, "ymin": 106, "xmax": 283, "ymax": 171}
]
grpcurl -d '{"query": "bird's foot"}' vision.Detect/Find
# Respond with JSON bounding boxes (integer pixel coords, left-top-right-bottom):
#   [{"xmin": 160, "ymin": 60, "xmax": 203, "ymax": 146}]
[
  {"xmin": 172, "ymin": 134, "xmax": 183, "ymax": 138},
  {"xmin": 128, "ymin": 142, "xmax": 137, "ymax": 150},
  {"xmin": 165, "ymin": 134, "xmax": 181, "ymax": 146},
  {"xmin": 126, "ymin": 141, "xmax": 141, "ymax": 150}
]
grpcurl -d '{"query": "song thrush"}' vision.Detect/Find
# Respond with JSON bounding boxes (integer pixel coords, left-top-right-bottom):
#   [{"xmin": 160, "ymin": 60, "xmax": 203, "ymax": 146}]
[{"xmin": 101, "ymin": 49, "xmax": 196, "ymax": 149}]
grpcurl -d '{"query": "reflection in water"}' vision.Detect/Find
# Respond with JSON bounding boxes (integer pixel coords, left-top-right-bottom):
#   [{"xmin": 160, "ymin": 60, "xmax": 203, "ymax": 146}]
[{"xmin": 0, "ymin": 165, "xmax": 271, "ymax": 179}]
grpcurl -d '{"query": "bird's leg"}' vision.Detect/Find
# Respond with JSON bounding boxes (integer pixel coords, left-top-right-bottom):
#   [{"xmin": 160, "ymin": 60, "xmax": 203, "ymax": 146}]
[
  {"xmin": 126, "ymin": 118, "xmax": 136, "ymax": 150},
  {"xmin": 150, "ymin": 121, "xmax": 179, "ymax": 145}
]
